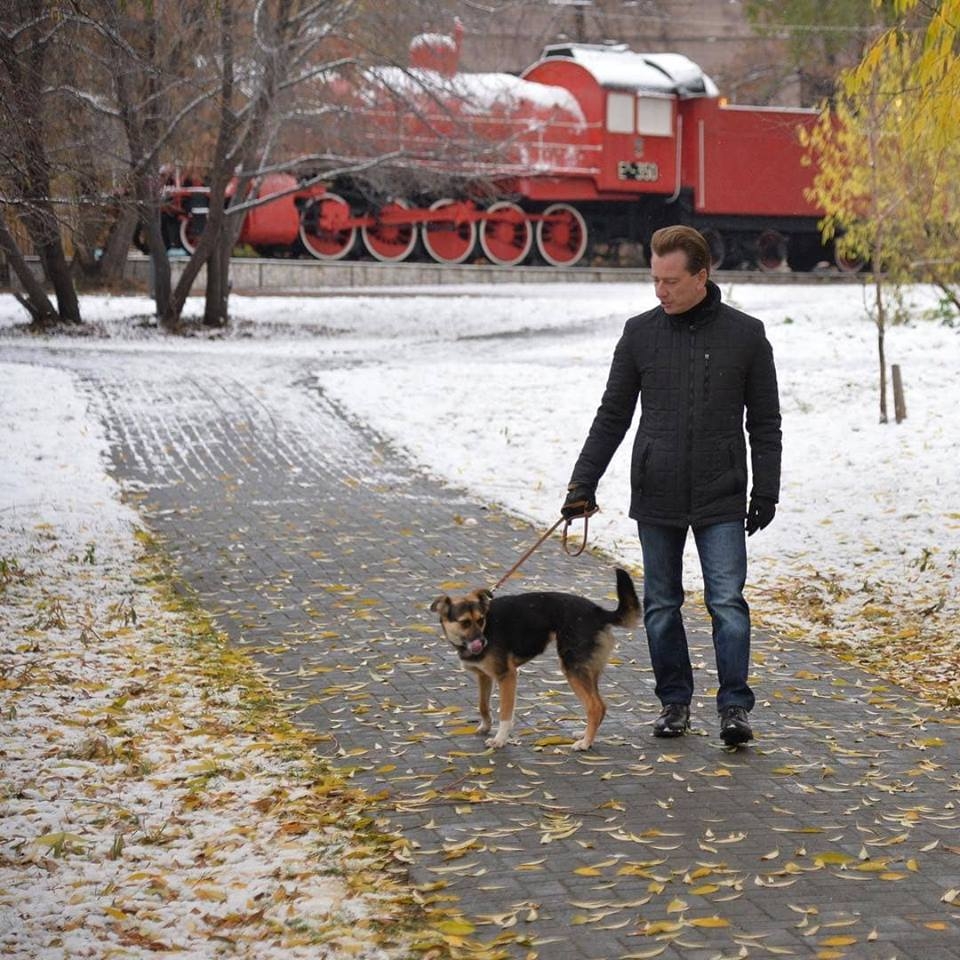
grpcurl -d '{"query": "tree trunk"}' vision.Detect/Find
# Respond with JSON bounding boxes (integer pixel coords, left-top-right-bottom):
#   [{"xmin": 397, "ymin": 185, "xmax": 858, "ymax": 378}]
[
  {"xmin": 34, "ymin": 221, "xmax": 82, "ymax": 324},
  {"xmin": 0, "ymin": 10, "xmax": 82, "ymax": 324},
  {"xmin": 165, "ymin": 251, "xmax": 201, "ymax": 330},
  {"xmin": 873, "ymin": 270, "xmax": 888, "ymax": 424},
  {"xmin": 149, "ymin": 240, "xmax": 173, "ymax": 322},
  {"xmin": 202, "ymin": 240, "xmax": 231, "ymax": 327},
  {"xmin": 97, "ymin": 206, "xmax": 139, "ymax": 284},
  {"xmin": 165, "ymin": 177, "xmax": 230, "ymax": 329},
  {"xmin": 108, "ymin": 3, "xmax": 177, "ymax": 325},
  {"xmin": 0, "ymin": 215, "xmax": 59, "ymax": 327},
  {"xmin": 203, "ymin": 189, "xmax": 247, "ymax": 327},
  {"xmin": 196, "ymin": 0, "xmax": 237, "ymax": 329},
  {"xmin": 136, "ymin": 195, "xmax": 173, "ymax": 321}
]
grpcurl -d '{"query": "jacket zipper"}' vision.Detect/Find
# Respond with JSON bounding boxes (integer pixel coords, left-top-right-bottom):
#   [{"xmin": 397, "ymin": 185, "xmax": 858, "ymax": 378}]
[{"xmin": 687, "ymin": 326, "xmax": 696, "ymax": 513}]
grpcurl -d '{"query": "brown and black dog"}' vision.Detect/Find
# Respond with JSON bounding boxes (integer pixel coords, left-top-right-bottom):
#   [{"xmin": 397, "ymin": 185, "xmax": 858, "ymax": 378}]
[{"xmin": 430, "ymin": 568, "xmax": 639, "ymax": 750}]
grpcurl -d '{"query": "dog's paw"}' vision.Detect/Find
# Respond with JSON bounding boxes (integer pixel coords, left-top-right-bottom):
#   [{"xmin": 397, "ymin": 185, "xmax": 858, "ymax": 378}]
[
  {"xmin": 572, "ymin": 737, "xmax": 592, "ymax": 752},
  {"xmin": 485, "ymin": 735, "xmax": 508, "ymax": 749},
  {"xmin": 475, "ymin": 720, "xmax": 491, "ymax": 735}
]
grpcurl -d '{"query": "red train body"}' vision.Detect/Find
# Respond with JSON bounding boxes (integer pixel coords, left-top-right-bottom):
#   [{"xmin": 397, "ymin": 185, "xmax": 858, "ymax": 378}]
[{"xmin": 159, "ymin": 25, "xmax": 835, "ymax": 271}]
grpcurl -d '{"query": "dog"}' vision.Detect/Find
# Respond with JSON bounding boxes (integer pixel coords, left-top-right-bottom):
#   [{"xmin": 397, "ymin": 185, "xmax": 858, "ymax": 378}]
[{"xmin": 430, "ymin": 568, "xmax": 639, "ymax": 750}]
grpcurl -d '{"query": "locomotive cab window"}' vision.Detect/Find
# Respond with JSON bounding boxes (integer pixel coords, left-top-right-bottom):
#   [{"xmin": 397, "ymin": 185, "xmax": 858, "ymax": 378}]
[
  {"xmin": 637, "ymin": 97, "xmax": 672, "ymax": 137},
  {"xmin": 606, "ymin": 92, "xmax": 635, "ymax": 133}
]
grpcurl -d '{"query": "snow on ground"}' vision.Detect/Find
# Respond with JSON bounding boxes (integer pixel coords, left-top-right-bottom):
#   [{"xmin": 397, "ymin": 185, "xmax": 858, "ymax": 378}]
[
  {"xmin": 1, "ymin": 280, "xmax": 957, "ymax": 658},
  {"xmin": 1, "ymin": 276, "xmax": 959, "ymax": 954},
  {"xmin": 2, "ymin": 281, "xmax": 958, "ymax": 655},
  {"xmin": 0, "ymin": 361, "xmax": 428, "ymax": 958},
  {"xmin": 305, "ymin": 281, "xmax": 959, "ymax": 663}
]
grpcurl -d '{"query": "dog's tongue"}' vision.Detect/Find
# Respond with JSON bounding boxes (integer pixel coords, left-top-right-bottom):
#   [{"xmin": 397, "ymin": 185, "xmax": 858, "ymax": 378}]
[{"xmin": 467, "ymin": 638, "xmax": 485, "ymax": 655}]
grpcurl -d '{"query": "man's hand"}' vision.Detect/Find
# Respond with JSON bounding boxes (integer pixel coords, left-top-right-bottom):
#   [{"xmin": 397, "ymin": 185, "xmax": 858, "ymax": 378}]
[
  {"xmin": 746, "ymin": 496, "xmax": 776, "ymax": 536},
  {"xmin": 562, "ymin": 484, "xmax": 598, "ymax": 520}
]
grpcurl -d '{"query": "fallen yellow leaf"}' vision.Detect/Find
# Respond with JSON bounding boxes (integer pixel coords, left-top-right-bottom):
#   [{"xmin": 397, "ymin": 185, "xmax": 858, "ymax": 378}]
[
  {"xmin": 813, "ymin": 851, "xmax": 857, "ymax": 866},
  {"xmin": 641, "ymin": 920, "xmax": 682, "ymax": 935},
  {"xmin": 194, "ymin": 885, "xmax": 227, "ymax": 902},
  {"xmin": 434, "ymin": 919, "xmax": 476, "ymax": 936}
]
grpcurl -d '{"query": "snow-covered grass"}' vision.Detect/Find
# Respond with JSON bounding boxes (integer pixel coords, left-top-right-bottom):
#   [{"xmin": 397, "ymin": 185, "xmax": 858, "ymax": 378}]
[
  {"xmin": 1, "ymin": 276, "xmax": 959, "ymax": 956},
  {"xmin": 303, "ymin": 281, "xmax": 960, "ymax": 701},
  {"xmin": 1, "ymin": 281, "xmax": 957, "ymax": 690},
  {"xmin": 0, "ymin": 362, "xmax": 446, "ymax": 959}
]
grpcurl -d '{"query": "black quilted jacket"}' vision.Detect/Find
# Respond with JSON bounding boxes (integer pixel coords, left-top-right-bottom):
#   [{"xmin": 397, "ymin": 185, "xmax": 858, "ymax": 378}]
[{"xmin": 570, "ymin": 281, "xmax": 781, "ymax": 528}]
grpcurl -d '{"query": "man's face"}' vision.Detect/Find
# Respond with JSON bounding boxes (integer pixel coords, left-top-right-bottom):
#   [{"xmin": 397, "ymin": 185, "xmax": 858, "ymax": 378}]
[{"xmin": 651, "ymin": 249, "xmax": 708, "ymax": 315}]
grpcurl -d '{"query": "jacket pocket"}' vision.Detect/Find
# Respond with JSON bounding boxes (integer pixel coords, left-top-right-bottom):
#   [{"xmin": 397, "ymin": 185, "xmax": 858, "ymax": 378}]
[
  {"xmin": 719, "ymin": 439, "xmax": 747, "ymax": 496},
  {"xmin": 631, "ymin": 437, "xmax": 652, "ymax": 494},
  {"xmin": 694, "ymin": 438, "xmax": 745, "ymax": 497}
]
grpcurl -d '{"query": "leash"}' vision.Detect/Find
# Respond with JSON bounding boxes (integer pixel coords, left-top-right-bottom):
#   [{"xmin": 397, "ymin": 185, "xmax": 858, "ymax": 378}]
[{"xmin": 490, "ymin": 503, "xmax": 598, "ymax": 594}]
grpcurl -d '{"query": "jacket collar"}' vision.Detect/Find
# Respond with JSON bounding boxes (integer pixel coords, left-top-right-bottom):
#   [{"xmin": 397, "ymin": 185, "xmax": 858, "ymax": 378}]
[{"xmin": 668, "ymin": 279, "xmax": 721, "ymax": 327}]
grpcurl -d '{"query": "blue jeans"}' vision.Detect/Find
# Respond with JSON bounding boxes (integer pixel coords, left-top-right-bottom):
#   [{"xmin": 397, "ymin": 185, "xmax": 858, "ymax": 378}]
[{"xmin": 638, "ymin": 522, "xmax": 754, "ymax": 713}]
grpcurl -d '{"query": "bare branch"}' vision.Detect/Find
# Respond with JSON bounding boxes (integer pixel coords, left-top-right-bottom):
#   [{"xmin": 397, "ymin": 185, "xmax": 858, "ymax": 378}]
[
  {"xmin": 47, "ymin": 84, "xmax": 122, "ymax": 119},
  {"xmin": 223, "ymin": 150, "xmax": 410, "ymax": 216}
]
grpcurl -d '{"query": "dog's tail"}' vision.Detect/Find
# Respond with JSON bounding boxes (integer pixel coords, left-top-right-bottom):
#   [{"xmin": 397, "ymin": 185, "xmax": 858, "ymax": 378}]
[{"xmin": 608, "ymin": 567, "xmax": 640, "ymax": 629}]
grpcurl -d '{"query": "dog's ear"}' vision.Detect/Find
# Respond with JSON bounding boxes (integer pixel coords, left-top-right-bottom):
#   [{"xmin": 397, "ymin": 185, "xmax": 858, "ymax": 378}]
[
  {"xmin": 476, "ymin": 589, "xmax": 493, "ymax": 610},
  {"xmin": 430, "ymin": 595, "xmax": 451, "ymax": 615}
]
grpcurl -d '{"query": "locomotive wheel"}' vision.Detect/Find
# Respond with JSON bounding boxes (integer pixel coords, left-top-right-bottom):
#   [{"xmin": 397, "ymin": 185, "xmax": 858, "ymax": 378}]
[
  {"xmin": 756, "ymin": 230, "xmax": 788, "ymax": 272},
  {"xmin": 834, "ymin": 246, "xmax": 866, "ymax": 273},
  {"xmin": 700, "ymin": 228, "xmax": 726, "ymax": 271},
  {"xmin": 479, "ymin": 201, "xmax": 532, "ymax": 266},
  {"xmin": 299, "ymin": 193, "xmax": 357, "ymax": 261},
  {"xmin": 422, "ymin": 198, "xmax": 477, "ymax": 264},
  {"xmin": 535, "ymin": 203, "xmax": 588, "ymax": 267},
  {"xmin": 361, "ymin": 199, "xmax": 417, "ymax": 262}
]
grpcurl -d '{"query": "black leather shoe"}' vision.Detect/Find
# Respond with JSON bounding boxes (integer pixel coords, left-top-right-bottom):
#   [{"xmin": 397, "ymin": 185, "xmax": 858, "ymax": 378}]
[
  {"xmin": 719, "ymin": 706, "xmax": 753, "ymax": 746},
  {"xmin": 653, "ymin": 703, "xmax": 690, "ymax": 737}
]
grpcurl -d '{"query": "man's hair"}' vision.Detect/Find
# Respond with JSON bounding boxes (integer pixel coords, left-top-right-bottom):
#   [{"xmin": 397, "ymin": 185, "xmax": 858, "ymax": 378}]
[{"xmin": 650, "ymin": 225, "xmax": 711, "ymax": 276}]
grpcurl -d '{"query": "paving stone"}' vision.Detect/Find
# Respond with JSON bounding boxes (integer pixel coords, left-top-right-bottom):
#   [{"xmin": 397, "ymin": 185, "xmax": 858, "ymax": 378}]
[{"xmin": 9, "ymin": 345, "xmax": 956, "ymax": 960}]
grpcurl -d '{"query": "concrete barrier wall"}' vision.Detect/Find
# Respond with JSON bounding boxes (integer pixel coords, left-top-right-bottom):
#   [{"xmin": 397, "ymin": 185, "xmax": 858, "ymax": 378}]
[
  {"xmin": 5, "ymin": 255, "xmax": 848, "ymax": 296},
  {"xmin": 121, "ymin": 255, "xmax": 644, "ymax": 291}
]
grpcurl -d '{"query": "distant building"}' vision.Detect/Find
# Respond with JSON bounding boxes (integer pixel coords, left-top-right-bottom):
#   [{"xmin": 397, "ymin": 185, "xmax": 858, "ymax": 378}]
[{"xmin": 453, "ymin": 0, "xmax": 802, "ymax": 106}]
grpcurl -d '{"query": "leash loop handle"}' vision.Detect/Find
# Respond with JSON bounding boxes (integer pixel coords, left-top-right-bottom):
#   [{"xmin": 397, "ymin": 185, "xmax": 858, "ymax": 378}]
[
  {"xmin": 490, "ymin": 505, "xmax": 598, "ymax": 593},
  {"xmin": 561, "ymin": 505, "xmax": 598, "ymax": 557}
]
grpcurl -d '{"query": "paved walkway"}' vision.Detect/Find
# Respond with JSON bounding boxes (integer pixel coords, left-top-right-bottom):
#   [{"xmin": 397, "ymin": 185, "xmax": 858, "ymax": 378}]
[{"xmin": 21, "ymin": 346, "xmax": 960, "ymax": 958}]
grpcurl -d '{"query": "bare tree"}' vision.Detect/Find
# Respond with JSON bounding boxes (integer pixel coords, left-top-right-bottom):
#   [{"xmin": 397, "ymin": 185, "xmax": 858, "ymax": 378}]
[
  {"xmin": 744, "ymin": 0, "xmax": 897, "ymax": 105},
  {"xmin": 59, "ymin": 1, "xmax": 214, "ymax": 326},
  {"xmin": 0, "ymin": 214, "xmax": 59, "ymax": 325},
  {"xmin": 3, "ymin": 0, "xmax": 595, "ymax": 331},
  {"xmin": 167, "ymin": 0, "xmax": 359, "ymax": 329},
  {"xmin": 0, "ymin": 0, "xmax": 80, "ymax": 326},
  {"xmin": 1, "ymin": 0, "xmax": 181, "ymax": 322}
]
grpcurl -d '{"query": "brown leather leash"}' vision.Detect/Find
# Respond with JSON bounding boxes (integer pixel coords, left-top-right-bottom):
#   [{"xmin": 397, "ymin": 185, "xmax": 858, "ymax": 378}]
[{"xmin": 490, "ymin": 503, "xmax": 598, "ymax": 594}]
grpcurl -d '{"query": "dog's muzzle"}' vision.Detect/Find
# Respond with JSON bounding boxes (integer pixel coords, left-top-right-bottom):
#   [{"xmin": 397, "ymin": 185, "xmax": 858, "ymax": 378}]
[{"xmin": 460, "ymin": 636, "xmax": 487, "ymax": 657}]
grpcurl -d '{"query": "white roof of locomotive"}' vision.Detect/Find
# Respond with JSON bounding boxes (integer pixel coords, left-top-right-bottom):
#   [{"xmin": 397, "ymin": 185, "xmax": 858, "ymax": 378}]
[
  {"xmin": 365, "ymin": 66, "xmax": 587, "ymax": 124},
  {"xmin": 535, "ymin": 42, "xmax": 719, "ymax": 99}
]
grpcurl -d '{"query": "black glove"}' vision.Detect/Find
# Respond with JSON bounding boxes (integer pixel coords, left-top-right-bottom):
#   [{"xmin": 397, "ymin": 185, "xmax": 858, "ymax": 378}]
[
  {"xmin": 746, "ymin": 496, "xmax": 776, "ymax": 536},
  {"xmin": 561, "ymin": 483, "xmax": 598, "ymax": 520}
]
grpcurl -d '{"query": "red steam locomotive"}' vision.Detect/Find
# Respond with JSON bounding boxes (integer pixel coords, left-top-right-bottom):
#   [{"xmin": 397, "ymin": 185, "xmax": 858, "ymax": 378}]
[{"xmin": 159, "ymin": 24, "xmax": 835, "ymax": 271}]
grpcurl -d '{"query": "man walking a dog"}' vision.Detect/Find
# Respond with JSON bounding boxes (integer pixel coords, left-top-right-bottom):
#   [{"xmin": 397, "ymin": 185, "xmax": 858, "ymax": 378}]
[{"xmin": 562, "ymin": 225, "xmax": 781, "ymax": 746}]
